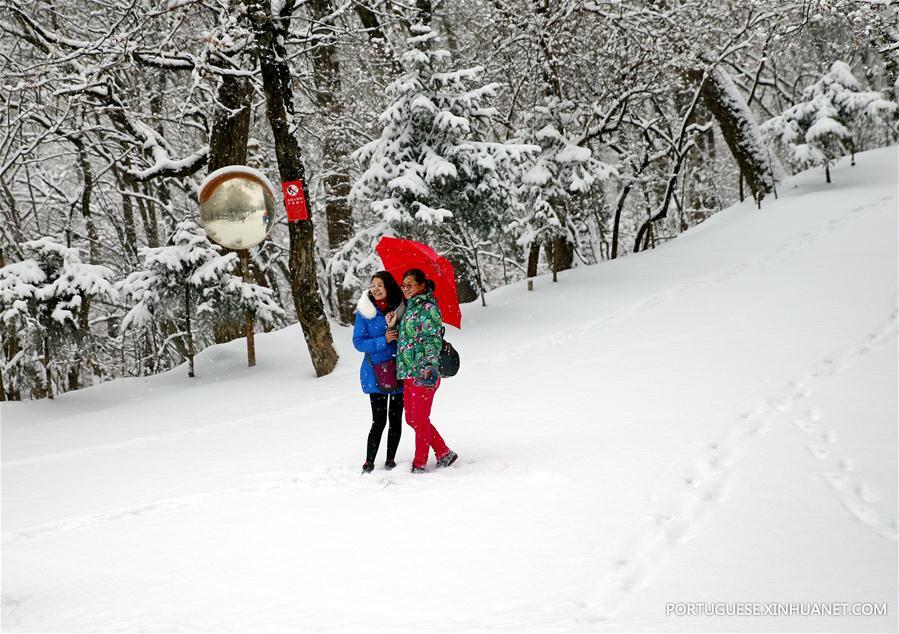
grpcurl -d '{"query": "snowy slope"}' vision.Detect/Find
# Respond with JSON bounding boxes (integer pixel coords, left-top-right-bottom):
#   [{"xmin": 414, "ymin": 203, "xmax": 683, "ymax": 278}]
[{"xmin": 2, "ymin": 148, "xmax": 897, "ymax": 633}]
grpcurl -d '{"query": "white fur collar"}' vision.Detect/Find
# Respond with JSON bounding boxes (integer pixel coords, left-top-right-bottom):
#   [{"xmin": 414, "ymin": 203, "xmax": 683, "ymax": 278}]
[{"xmin": 356, "ymin": 292, "xmax": 377, "ymax": 319}]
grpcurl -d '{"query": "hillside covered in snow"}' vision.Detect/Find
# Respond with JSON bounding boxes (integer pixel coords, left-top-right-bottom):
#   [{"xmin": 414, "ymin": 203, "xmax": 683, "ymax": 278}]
[{"xmin": 2, "ymin": 148, "xmax": 897, "ymax": 632}]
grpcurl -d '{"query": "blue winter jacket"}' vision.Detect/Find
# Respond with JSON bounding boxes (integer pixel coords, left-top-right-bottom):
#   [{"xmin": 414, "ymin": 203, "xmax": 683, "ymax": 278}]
[{"xmin": 352, "ymin": 292, "xmax": 403, "ymax": 394}]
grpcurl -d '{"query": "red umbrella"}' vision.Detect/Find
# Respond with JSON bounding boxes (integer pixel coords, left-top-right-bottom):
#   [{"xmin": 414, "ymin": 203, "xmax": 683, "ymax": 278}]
[{"xmin": 375, "ymin": 236, "xmax": 462, "ymax": 329}]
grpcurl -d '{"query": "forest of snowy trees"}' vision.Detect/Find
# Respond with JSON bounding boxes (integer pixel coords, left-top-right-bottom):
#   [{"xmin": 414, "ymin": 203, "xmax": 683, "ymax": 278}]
[{"xmin": 0, "ymin": 0, "xmax": 896, "ymax": 399}]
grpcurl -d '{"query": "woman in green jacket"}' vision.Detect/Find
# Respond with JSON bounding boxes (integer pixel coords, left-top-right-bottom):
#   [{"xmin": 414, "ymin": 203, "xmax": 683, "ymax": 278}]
[{"xmin": 397, "ymin": 268, "xmax": 458, "ymax": 473}]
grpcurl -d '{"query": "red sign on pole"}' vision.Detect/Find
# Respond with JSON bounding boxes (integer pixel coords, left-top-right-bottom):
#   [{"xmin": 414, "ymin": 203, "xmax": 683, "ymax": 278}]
[{"xmin": 282, "ymin": 179, "xmax": 308, "ymax": 221}]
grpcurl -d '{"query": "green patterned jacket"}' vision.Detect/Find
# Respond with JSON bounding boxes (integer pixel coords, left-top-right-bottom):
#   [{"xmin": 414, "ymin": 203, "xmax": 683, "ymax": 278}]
[{"xmin": 396, "ymin": 291, "xmax": 443, "ymax": 381}]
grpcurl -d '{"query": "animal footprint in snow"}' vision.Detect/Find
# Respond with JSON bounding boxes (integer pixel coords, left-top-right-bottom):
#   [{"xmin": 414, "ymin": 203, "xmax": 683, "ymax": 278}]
[
  {"xmin": 864, "ymin": 332, "xmax": 889, "ymax": 352},
  {"xmin": 823, "ymin": 472, "xmax": 848, "ymax": 491},
  {"xmin": 703, "ymin": 472, "xmax": 734, "ymax": 504},
  {"xmin": 791, "ymin": 382, "xmax": 811, "ymax": 399},
  {"xmin": 704, "ymin": 444, "xmax": 734, "ymax": 469},
  {"xmin": 793, "ymin": 418, "xmax": 815, "ymax": 433},
  {"xmin": 821, "ymin": 430, "xmax": 838, "ymax": 444},
  {"xmin": 745, "ymin": 416, "xmax": 774, "ymax": 436},
  {"xmin": 664, "ymin": 518, "xmax": 695, "ymax": 544},
  {"xmin": 839, "ymin": 457, "xmax": 856, "ymax": 472},
  {"xmin": 807, "ymin": 445, "xmax": 830, "ymax": 460},
  {"xmin": 855, "ymin": 482, "xmax": 878, "ymax": 504},
  {"xmin": 682, "ymin": 471, "xmax": 702, "ymax": 488},
  {"xmin": 613, "ymin": 558, "xmax": 652, "ymax": 594},
  {"xmin": 682, "ymin": 460, "xmax": 714, "ymax": 488},
  {"xmin": 772, "ymin": 395, "xmax": 794, "ymax": 413},
  {"xmin": 841, "ymin": 498, "xmax": 882, "ymax": 527}
]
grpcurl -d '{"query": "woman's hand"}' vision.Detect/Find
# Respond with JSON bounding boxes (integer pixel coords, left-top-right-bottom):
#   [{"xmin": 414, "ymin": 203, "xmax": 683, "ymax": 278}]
[
  {"xmin": 385, "ymin": 329, "xmax": 398, "ymax": 343},
  {"xmin": 415, "ymin": 367, "xmax": 439, "ymax": 387}
]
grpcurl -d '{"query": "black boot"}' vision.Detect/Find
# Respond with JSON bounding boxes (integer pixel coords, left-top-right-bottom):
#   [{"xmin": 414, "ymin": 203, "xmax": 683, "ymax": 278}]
[
  {"xmin": 436, "ymin": 451, "xmax": 458, "ymax": 469},
  {"xmin": 362, "ymin": 461, "xmax": 374, "ymax": 473}
]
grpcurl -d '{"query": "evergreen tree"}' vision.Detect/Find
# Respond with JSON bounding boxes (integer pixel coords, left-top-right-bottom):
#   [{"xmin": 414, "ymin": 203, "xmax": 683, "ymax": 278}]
[
  {"xmin": 0, "ymin": 238, "xmax": 117, "ymax": 399},
  {"xmin": 347, "ymin": 22, "xmax": 536, "ymax": 299},
  {"xmin": 761, "ymin": 61, "xmax": 897, "ymax": 182},
  {"xmin": 508, "ymin": 97, "xmax": 616, "ymax": 280},
  {"xmin": 119, "ymin": 221, "xmax": 284, "ymax": 378}
]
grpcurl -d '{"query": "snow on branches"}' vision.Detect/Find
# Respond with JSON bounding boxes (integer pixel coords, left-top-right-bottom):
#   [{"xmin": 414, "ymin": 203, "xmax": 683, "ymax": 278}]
[
  {"xmin": 344, "ymin": 21, "xmax": 538, "ymax": 301},
  {"xmin": 509, "ymin": 98, "xmax": 617, "ymax": 252},
  {"xmin": 0, "ymin": 237, "xmax": 117, "ymax": 398},
  {"xmin": 349, "ymin": 23, "xmax": 537, "ymax": 229},
  {"xmin": 118, "ymin": 221, "xmax": 284, "ymax": 377},
  {"xmin": 761, "ymin": 61, "xmax": 897, "ymax": 181}
]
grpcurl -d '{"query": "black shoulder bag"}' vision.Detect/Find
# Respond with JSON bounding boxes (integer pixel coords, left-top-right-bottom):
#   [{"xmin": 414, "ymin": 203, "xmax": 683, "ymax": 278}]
[{"xmin": 438, "ymin": 326, "xmax": 460, "ymax": 378}]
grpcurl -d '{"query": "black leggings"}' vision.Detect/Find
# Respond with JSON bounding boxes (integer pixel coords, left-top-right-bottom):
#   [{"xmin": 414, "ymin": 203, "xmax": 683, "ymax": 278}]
[{"xmin": 367, "ymin": 392, "xmax": 404, "ymax": 463}]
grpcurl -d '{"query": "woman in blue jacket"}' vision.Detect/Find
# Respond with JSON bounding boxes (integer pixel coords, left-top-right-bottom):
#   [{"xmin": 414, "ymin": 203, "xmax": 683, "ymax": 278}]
[{"xmin": 353, "ymin": 271, "xmax": 405, "ymax": 473}]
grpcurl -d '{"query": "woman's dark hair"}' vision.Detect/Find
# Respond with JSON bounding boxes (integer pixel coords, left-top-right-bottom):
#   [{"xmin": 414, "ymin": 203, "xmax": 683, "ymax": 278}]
[
  {"xmin": 402, "ymin": 268, "xmax": 436, "ymax": 293},
  {"xmin": 370, "ymin": 271, "xmax": 404, "ymax": 310}
]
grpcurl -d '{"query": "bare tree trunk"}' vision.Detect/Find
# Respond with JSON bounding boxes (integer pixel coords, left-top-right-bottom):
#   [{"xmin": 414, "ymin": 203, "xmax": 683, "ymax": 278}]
[
  {"xmin": 157, "ymin": 180, "xmax": 175, "ymax": 240},
  {"xmin": 138, "ymin": 183, "xmax": 160, "ymax": 248},
  {"xmin": 208, "ymin": 75, "xmax": 252, "ymax": 172},
  {"xmin": 185, "ymin": 284, "xmax": 195, "ymax": 378},
  {"xmin": 551, "ymin": 235, "xmax": 573, "ymax": 279},
  {"xmin": 354, "ymin": 2, "xmax": 404, "ymax": 75},
  {"xmin": 308, "ymin": 0, "xmax": 355, "ymax": 324},
  {"xmin": 148, "ymin": 72, "xmax": 171, "ymax": 244},
  {"xmin": 245, "ymin": 0, "xmax": 338, "ymax": 377},
  {"xmin": 66, "ymin": 296, "xmax": 92, "ymax": 392},
  {"xmin": 456, "ymin": 226, "xmax": 487, "ymax": 306},
  {"xmin": 0, "ymin": 177, "xmax": 25, "ymax": 250},
  {"xmin": 114, "ymin": 165, "xmax": 140, "ymax": 263},
  {"xmin": 43, "ymin": 334, "xmax": 53, "ymax": 399},
  {"xmin": 610, "ymin": 151, "xmax": 649, "ymax": 259},
  {"xmin": 633, "ymin": 81, "xmax": 707, "ymax": 252},
  {"xmin": 689, "ymin": 66, "xmax": 782, "ymax": 201},
  {"xmin": 450, "ymin": 254, "xmax": 479, "ymax": 303},
  {"xmin": 73, "ymin": 137, "xmax": 99, "ymax": 263},
  {"xmin": 473, "ymin": 248, "xmax": 487, "ymax": 307},
  {"xmin": 526, "ymin": 241, "xmax": 540, "ymax": 291},
  {"xmin": 0, "ymin": 248, "xmax": 8, "ymax": 401},
  {"xmin": 207, "ymin": 70, "xmax": 254, "ymax": 345},
  {"xmin": 415, "ymin": 0, "xmax": 433, "ymax": 24},
  {"xmin": 610, "ymin": 185, "xmax": 630, "ymax": 260},
  {"xmin": 544, "ymin": 239, "xmax": 558, "ymax": 282}
]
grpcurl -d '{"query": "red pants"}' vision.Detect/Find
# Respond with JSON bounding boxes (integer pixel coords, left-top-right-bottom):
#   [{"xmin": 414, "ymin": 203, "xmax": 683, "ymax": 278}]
[{"xmin": 403, "ymin": 379, "xmax": 450, "ymax": 468}]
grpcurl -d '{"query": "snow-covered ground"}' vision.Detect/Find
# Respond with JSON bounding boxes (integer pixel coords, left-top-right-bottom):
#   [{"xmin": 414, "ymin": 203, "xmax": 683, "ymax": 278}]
[{"xmin": 2, "ymin": 148, "xmax": 897, "ymax": 633}]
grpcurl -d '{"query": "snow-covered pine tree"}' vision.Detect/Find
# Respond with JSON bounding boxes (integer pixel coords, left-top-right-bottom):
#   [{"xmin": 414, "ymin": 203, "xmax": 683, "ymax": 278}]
[
  {"xmin": 347, "ymin": 22, "xmax": 536, "ymax": 302},
  {"xmin": 118, "ymin": 221, "xmax": 284, "ymax": 378},
  {"xmin": 0, "ymin": 238, "xmax": 117, "ymax": 399},
  {"xmin": 508, "ymin": 97, "xmax": 616, "ymax": 284},
  {"xmin": 761, "ymin": 61, "xmax": 897, "ymax": 183}
]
